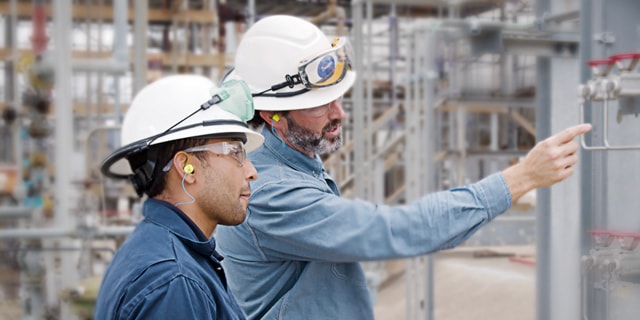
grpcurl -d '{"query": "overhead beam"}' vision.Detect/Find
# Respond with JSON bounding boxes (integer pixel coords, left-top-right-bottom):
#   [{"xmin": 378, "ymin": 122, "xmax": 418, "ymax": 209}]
[
  {"xmin": 365, "ymin": 0, "xmax": 506, "ymax": 6},
  {"xmin": 0, "ymin": 48, "xmax": 231, "ymax": 68},
  {"xmin": 0, "ymin": 3, "xmax": 216, "ymax": 24},
  {"xmin": 509, "ymin": 109, "xmax": 536, "ymax": 136},
  {"xmin": 0, "ymin": 101, "xmax": 130, "ymax": 116},
  {"xmin": 437, "ymin": 103, "xmax": 510, "ymax": 114}
]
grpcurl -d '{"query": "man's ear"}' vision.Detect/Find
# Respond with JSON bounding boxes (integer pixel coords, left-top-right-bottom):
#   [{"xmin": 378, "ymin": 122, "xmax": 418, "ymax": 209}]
[
  {"xmin": 169, "ymin": 152, "xmax": 191, "ymax": 175},
  {"xmin": 259, "ymin": 111, "xmax": 285, "ymax": 130},
  {"xmin": 258, "ymin": 110, "xmax": 274, "ymax": 123}
]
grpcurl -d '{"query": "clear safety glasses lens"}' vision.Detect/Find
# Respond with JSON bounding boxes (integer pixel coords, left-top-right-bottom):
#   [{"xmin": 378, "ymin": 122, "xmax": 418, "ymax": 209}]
[
  {"xmin": 298, "ymin": 37, "xmax": 353, "ymax": 89},
  {"xmin": 210, "ymin": 80, "xmax": 255, "ymax": 122},
  {"xmin": 185, "ymin": 141, "xmax": 247, "ymax": 166},
  {"xmin": 162, "ymin": 141, "xmax": 247, "ymax": 171}
]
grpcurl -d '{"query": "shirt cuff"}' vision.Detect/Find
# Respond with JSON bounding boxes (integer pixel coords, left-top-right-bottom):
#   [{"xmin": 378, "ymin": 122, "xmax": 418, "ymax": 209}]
[{"xmin": 473, "ymin": 172, "xmax": 512, "ymax": 220}]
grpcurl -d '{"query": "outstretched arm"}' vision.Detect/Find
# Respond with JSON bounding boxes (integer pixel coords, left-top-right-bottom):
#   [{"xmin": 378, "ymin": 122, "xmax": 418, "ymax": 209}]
[{"xmin": 502, "ymin": 123, "xmax": 592, "ymax": 202}]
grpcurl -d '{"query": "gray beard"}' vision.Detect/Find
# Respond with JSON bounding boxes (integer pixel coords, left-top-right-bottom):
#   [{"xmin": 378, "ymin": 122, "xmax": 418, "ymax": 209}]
[{"xmin": 283, "ymin": 115, "xmax": 342, "ymax": 155}]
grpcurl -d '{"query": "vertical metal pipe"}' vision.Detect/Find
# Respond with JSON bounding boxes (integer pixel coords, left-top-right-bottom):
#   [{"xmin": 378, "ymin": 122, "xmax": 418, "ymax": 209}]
[
  {"xmin": 86, "ymin": 2, "xmax": 93, "ymax": 127},
  {"xmin": 364, "ymin": 0, "xmax": 374, "ymax": 200},
  {"xmin": 248, "ymin": 0, "xmax": 255, "ymax": 25},
  {"xmin": 9, "ymin": 0, "xmax": 20, "ymax": 165},
  {"xmin": 53, "ymin": 1, "xmax": 78, "ymax": 319},
  {"xmin": 534, "ymin": 40, "xmax": 553, "ymax": 320},
  {"xmin": 52, "ymin": 0, "xmax": 73, "ymax": 258},
  {"xmin": 351, "ymin": 0, "xmax": 366, "ymax": 200},
  {"xmin": 403, "ymin": 24, "xmax": 415, "ymax": 320},
  {"xmin": 111, "ymin": 0, "xmax": 128, "ymax": 124},
  {"xmin": 133, "ymin": 0, "xmax": 149, "ymax": 94},
  {"xmin": 578, "ymin": 0, "xmax": 599, "ymax": 318},
  {"xmin": 455, "ymin": 107, "xmax": 466, "ymax": 185},
  {"xmin": 413, "ymin": 28, "xmax": 423, "ymax": 320},
  {"xmin": 422, "ymin": 23, "xmax": 437, "ymax": 320},
  {"xmin": 535, "ymin": 0, "xmax": 552, "ymax": 319},
  {"xmin": 389, "ymin": 4, "xmax": 398, "ymax": 108},
  {"xmin": 489, "ymin": 113, "xmax": 499, "ymax": 173}
]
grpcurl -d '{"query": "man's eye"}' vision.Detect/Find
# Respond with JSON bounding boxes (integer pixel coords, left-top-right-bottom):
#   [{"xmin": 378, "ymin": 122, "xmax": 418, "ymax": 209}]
[{"xmin": 226, "ymin": 146, "xmax": 239, "ymax": 155}]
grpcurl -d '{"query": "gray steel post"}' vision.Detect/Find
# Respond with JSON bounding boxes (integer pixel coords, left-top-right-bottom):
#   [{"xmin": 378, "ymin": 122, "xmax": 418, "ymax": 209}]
[
  {"xmin": 535, "ymin": 0, "xmax": 553, "ymax": 316},
  {"xmin": 351, "ymin": 0, "xmax": 366, "ymax": 200},
  {"xmin": 133, "ymin": 0, "xmax": 149, "ymax": 94},
  {"xmin": 421, "ymin": 22, "xmax": 437, "ymax": 320},
  {"xmin": 53, "ymin": 1, "xmax": 78, "ymax": 319}
]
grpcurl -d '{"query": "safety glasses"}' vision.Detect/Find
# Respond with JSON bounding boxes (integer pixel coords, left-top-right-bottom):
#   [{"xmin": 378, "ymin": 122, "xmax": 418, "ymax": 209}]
[
  {"xmin": 162, "ymin": 141, "xmax": 247, "ymax": 171},
  {"xmin": 185, "ymin": 141, "xmax": 247, "ymax": 166},
  {"xmin": 298, "ymin": 96, "xmax": 343, "ymax": 117},
  {"xmin": 251, "ymin": 37, "xmax": 354, "ymax": 98},
  {"xmin": 298, "ymin": 37, "xmax": 353, "ymax": 89}
]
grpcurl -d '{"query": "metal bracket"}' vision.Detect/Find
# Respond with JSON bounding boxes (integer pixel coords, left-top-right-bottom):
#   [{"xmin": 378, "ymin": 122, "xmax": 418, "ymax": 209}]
[{"xmin": 593, "ymin": 32, "xmax": 616, "ymax": 45}]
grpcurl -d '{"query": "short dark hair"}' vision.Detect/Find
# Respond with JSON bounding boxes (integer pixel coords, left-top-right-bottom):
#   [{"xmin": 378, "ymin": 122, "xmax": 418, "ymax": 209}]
[
  {"xmin": 247, "ymin": 110, "xmax": 265, "ymax": 129},
  {"xmin": 145, "ymin": 137, "xmax": 210, "ymax": 197}
]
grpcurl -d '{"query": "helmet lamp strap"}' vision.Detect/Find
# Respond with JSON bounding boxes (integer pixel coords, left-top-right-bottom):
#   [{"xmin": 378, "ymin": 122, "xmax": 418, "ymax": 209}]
[
  {"xmin": 268, "ymin": 74, "xmax": 303, "ymax": 92},
  {"xmin": 252, "ymin": 74, "xmax": 306, "ymax": 98}
]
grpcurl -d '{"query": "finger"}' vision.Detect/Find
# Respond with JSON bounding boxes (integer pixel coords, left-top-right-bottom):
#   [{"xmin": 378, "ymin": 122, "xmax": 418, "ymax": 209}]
[
  {"xmin": 557, "ymin": 140, "xmax": 579, "ymax": 157},
  {"xmin": 562, "ymin": 153, "xmax": 579, "ymax": 169},
  {"xmin": 547, "ymin": 140, "xmax": 578, "ymax": 163},
  {"xmin": 561, "ymin": 165, "xmax": 575, "ymax": 180},
  {"xmin": 549, "ymin": 123, "xmax": 593, "ymax": 145}
]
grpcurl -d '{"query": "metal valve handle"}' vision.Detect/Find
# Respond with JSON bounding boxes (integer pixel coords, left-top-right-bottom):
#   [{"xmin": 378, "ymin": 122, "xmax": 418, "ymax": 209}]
[
  {"xmin": 610, "ymin": 52, "xmax": 640, "ymax": 72},
  {"xmin": 580, "ymin": 54, "xmax": 640, "ymax": 150},
  {"xmin": 587, "ymin": 58, "xmax": 615, "ymax": 77}
]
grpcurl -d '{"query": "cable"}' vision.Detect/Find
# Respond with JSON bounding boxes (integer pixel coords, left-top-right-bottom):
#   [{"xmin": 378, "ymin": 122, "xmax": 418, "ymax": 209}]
[{"xmin": 174, "ymin": 173, "xmax": 195, "ymax": 207}]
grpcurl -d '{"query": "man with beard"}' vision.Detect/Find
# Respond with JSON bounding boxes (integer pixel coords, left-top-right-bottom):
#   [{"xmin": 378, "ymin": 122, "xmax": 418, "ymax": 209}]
[{"xmin": 216, "ymin": 15, "xmax": 591, "ymax": 320}]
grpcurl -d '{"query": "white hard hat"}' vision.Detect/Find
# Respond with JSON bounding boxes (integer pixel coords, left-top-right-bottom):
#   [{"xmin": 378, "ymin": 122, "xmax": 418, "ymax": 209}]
[
  {"xmin": 102, "ymin": 74, "xmax": 264, "ymax": 179},
  {"xmin": 226, "ymin": 15, "xmax": 356, "ymax": 111}
]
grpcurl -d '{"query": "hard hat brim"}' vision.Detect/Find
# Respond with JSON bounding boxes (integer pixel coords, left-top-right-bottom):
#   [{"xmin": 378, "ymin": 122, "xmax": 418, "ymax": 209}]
[{"xmin": 102, "ymin": 127, "xmax": 264, "ymax": 178}]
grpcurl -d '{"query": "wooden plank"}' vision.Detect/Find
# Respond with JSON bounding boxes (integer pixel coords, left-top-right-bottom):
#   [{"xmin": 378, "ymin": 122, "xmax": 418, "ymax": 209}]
[
  {"xmin": 0, "ymin": 3, "xmax": 216, "ymax": 24},
  {"xmin": 509, "ymin": 109, "xmax": 536, "ymax": 136},
  {"xmin": 0, "ymin": 48, "xmax": 230, "ymax": 68},
  {"xmin": 0, "ymin": 100, "xmax": 129, "ymax": 116},
  {"xmin": 73, "ymin": 101, "xmax": 130, "ymax": 116},
  {"xmin": 438, "ymin": 102, "xmax": 510, "ymax": 114}
]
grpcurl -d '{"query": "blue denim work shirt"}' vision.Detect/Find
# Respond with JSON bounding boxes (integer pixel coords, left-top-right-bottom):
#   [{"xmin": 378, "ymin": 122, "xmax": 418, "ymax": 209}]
[
  {"xmin": 216, "ymin": 127, "xmax": 512, "ymax": 320},
  {"xmin": 94, "ymin": 199, "xmax": 245, "ymax": 320}
]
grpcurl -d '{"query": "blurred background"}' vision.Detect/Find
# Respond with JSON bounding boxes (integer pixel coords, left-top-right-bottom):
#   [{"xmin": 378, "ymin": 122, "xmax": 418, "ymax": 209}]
[{"xmin": 0, "ymin": 0, "xmax": 638, "ymax": 319}]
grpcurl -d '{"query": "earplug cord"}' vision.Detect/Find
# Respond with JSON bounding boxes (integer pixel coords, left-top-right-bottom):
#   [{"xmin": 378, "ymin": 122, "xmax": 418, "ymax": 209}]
[{"xmin": 175, "ymin": 173, "xmax": 196, "ymax": 207}]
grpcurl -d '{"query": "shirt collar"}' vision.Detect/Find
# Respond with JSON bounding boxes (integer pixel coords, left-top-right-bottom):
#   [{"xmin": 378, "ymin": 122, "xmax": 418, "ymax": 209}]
[
  {"xmin": 143, "ymin": 199, "xmax": 220, "ymax": 259},
  {"xmin": 260, "ymin": 126, "xmax": 325, "ymax": 177}
]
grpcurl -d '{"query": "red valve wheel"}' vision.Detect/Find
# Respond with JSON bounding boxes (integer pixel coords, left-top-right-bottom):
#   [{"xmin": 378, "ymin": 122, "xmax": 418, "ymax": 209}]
[
  {"xmin": 609, "ymin": 230, "xmax": 640, "ymax": 250},
  {"xmin": 586, "ymin": 58, "xmax": 615, "ymax": 77},
  {"xmin": 588, "ymin": 229, "xmax": 615, "ymax": 247},
  {"xmin": 610, "ymin": 52, "xmax": 640, "ymax": 72},
  {"xmin": 587, "ymin": 58, "xmax": 615, "ymax": 67}
]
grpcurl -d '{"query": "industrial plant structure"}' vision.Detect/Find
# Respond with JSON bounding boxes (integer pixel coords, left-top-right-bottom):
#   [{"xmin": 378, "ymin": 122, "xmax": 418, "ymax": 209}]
[{"xmin": 0, "ymin": 0, "xmax": 638, "ymax": 319}]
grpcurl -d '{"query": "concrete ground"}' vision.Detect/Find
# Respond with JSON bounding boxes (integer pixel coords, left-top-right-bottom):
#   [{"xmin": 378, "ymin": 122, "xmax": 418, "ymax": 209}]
[{"xmin": 374, "ymin": 245, "xmax": 536, "ymax": 320}]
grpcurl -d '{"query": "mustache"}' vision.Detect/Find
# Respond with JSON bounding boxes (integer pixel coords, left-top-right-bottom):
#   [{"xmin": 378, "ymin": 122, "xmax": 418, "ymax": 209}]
[{"xmin": 322, "ymin": 119, "xmax": 341, "ymax": 134}]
